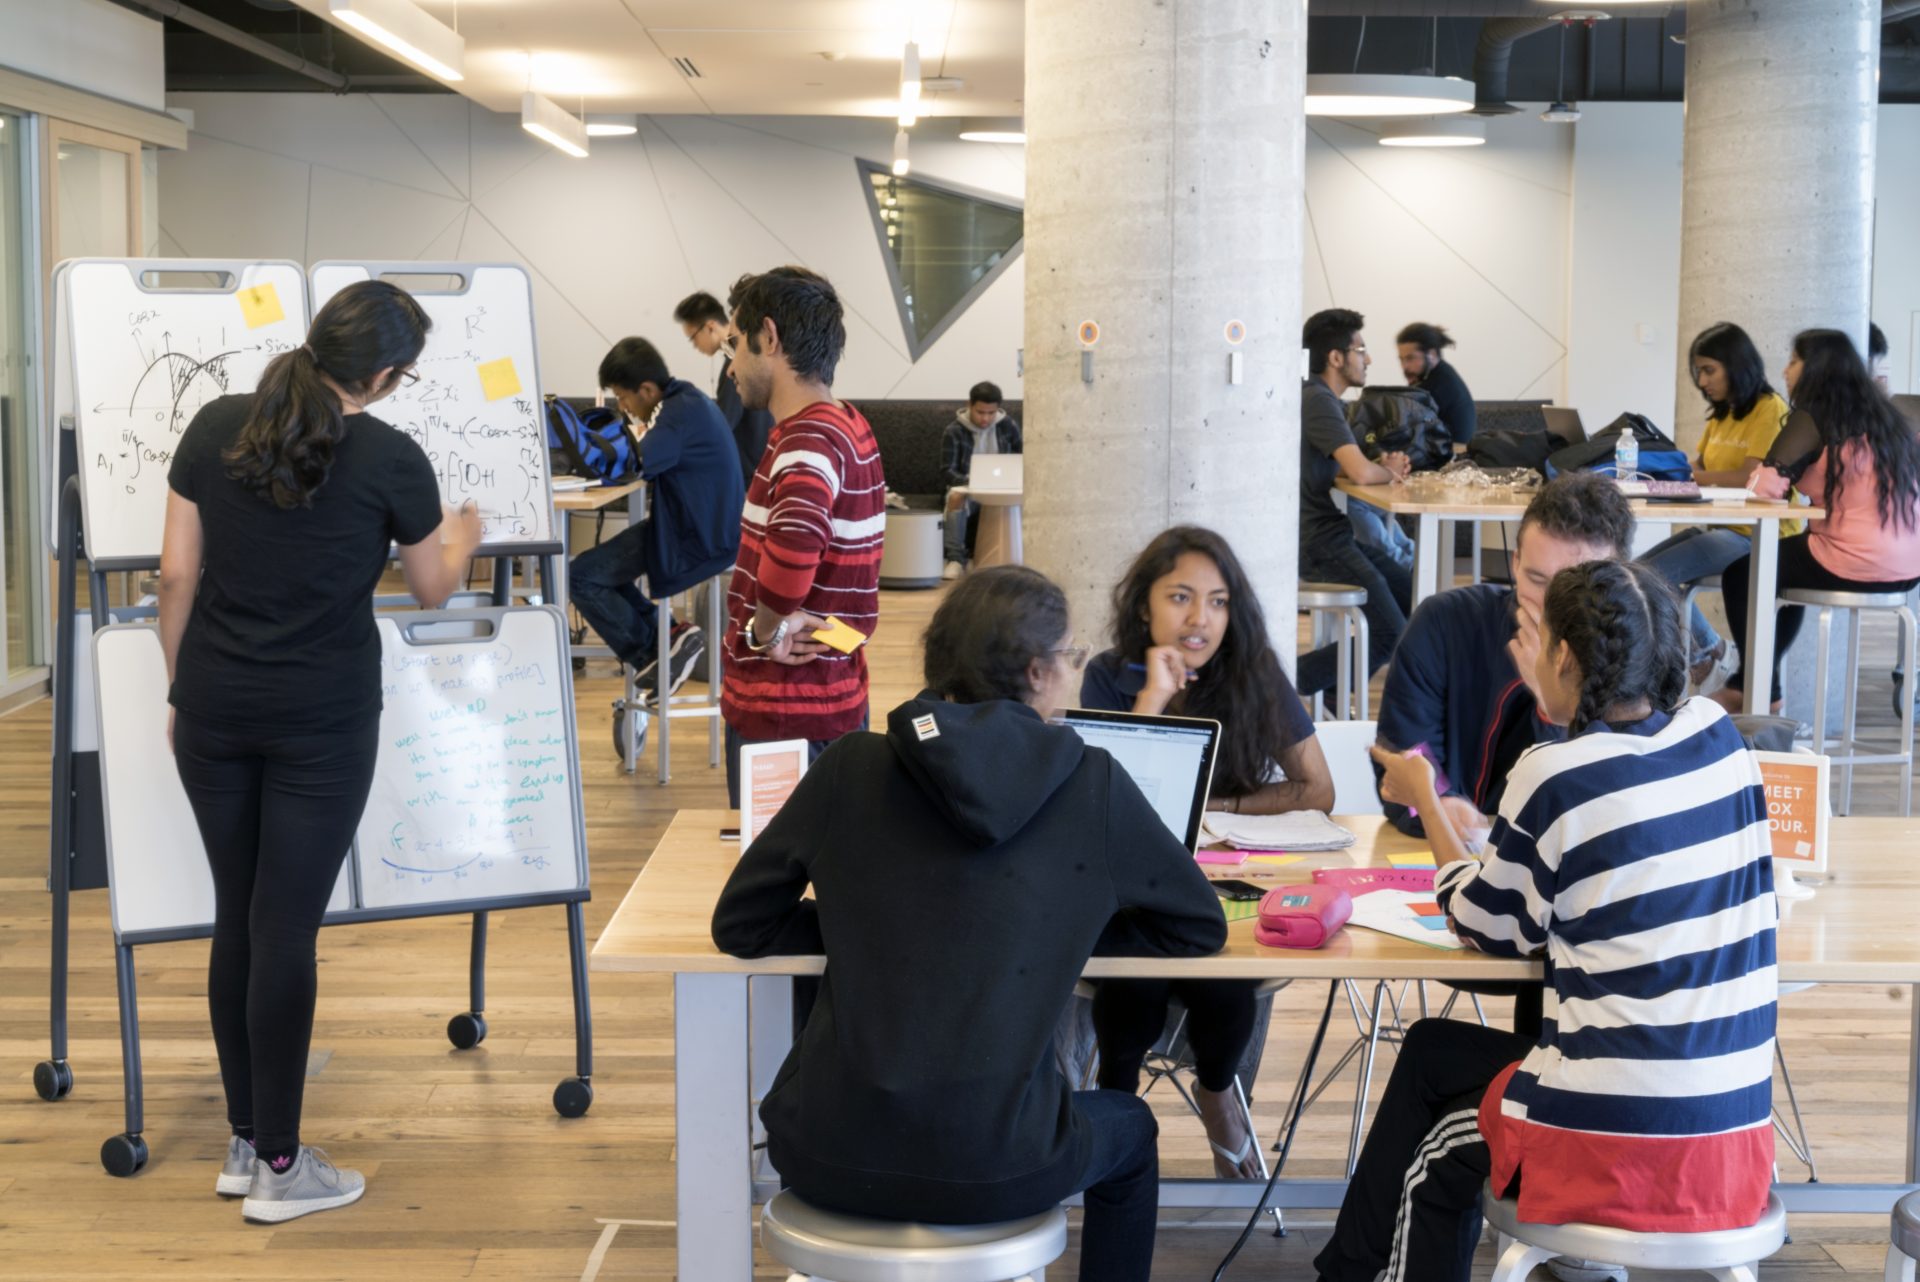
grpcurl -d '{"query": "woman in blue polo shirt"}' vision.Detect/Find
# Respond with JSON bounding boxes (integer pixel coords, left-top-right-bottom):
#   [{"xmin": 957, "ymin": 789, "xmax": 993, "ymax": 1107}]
[{"xmin": 1081, "ymin": 526, "xmax": 1333, "ymax": 1178}]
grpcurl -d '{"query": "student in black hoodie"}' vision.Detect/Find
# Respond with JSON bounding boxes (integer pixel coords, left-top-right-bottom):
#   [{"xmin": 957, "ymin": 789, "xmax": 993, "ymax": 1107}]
[{"xmin": 711, "ymin": 566, "xmax": 1228, "ymax": 1282}]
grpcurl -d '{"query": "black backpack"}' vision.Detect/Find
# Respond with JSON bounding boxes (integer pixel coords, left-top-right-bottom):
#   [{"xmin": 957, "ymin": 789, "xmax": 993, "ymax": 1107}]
[
  {"xmin": 1544, "ymin": 414, "xmax": 1692, "ymax": 481},
  {"xmin": 1466, "ymin": 429, "xmax": 1556, "ymax": 473},
  {"xmin": 1348, "ymin": 386, "xmax": 1451, "ymax": 472}
]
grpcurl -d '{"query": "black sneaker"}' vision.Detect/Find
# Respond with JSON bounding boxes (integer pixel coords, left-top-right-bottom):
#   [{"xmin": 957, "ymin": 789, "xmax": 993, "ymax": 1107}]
[{"xmin": 634, "ymin": 624, "xmax": 705, "ymax": 701}]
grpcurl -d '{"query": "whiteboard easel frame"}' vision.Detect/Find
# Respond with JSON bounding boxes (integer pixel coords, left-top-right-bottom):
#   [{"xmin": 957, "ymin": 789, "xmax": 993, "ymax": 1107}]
[{"xmin": 308, "ymin": 260, "xmax": 562, "ymax": 560}]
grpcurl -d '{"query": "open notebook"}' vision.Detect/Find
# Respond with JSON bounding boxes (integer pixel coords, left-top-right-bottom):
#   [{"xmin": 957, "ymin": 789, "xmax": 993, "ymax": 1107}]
[{"xmin": 1199, "ymin": 809, "xmax": 1356, "ymax": 852}]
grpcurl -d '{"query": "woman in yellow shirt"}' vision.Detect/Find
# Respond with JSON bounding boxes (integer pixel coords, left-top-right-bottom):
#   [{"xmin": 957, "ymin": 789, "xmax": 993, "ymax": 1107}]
[{"xmin": 1641, "ymin": 322, "xmax": 1793, "ymax": 691}]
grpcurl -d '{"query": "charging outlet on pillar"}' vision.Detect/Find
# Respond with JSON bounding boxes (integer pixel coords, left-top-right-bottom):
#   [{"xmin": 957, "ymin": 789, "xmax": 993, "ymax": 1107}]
[
  {"xmin": 1078, "ymin": 320, "xmax": 1100, "ymax": 384},
  {"xmin": 1224, "ymin": 319, "xmax": 1247, "ymax": 385}
]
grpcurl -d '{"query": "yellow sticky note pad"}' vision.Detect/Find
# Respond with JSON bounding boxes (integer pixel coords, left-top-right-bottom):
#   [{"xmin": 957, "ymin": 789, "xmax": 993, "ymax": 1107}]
[
  {"xmin": 476, "ymin": 356, "xmax": 522, "ymax": 402},
  {"xmin": 236, "ymin": 282, "xmax": 284, "ymax": 330},
  {"xmin": 1388, "ymin": 852, "xmax": 1438, "ymax": 868},
  {"xmin": 810, "ymin": 616, "xmax": 867, "ymax": 654},
  {"xmin": 1245, "ymin": 854, "xmax": 1303, "ymax": 866}
]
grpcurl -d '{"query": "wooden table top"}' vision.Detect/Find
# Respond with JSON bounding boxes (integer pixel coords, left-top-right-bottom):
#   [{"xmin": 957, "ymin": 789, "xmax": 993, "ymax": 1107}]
[
  {"xmin": 553, "ymin": 479, "xmax": 643, "ymax": 511},
  {"xmin": 1335, "ymin": 479, "xmax": 1822, "ymax": 523},
  {"xmin": 591, "ymin": 810, "xmax": 1920, "ymax": 983}
]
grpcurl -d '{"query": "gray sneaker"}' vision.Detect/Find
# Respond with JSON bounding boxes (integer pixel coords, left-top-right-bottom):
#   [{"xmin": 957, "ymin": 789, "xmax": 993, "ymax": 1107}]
[
  {"xmin": 216, "ymin": 1134, "xmax": 256, "ymax": 1197},
  {"xmin": 241, "ymin": 1146, "xmax": 365, "ymax": 1223}
]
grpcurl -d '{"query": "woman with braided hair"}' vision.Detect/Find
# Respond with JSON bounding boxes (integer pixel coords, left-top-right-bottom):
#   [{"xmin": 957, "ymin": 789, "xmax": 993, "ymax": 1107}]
[{"xmin": 1318, "ymin": 560, "xmax": 1778, "ymax": 1282}]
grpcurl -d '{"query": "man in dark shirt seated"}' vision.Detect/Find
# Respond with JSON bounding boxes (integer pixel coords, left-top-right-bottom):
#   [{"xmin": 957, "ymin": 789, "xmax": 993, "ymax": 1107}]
[
  {"xmin": 569, "ymin": 337, "xmax": 745, "ymax": 698},
  {"xmin": 1374, "ymin": 471, "xmax": 1634, "ymax": 838},
  {"xmin": 1397, "ymin": 321, "xmax": 1477, "ymax": 449},
  {"xmin": 1298, "ymin": 308, "xmax": 1413, "ymax": 704}
]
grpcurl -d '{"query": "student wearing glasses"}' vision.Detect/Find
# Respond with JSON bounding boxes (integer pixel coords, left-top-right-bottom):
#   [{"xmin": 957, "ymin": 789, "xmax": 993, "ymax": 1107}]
[
  {"xmin": 1080, "ymin": 526, "xmax": 1332, "ymax": 1179},
  {"xmin": 159, "ymin": 281, "xmax": 483, "ymax": 1221},
  {"xmin": 713, "ymin": 566, "xmax": 1227, "ymax": 1282},
  {"xmin": 1298, "ymin": 308, "xmax": 1414, "ymax": 704}
]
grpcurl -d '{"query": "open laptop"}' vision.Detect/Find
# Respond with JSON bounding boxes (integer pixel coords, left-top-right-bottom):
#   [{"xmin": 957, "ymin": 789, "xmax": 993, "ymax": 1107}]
[
  {"xmin": 1054, "ymin": 708, "xmax": 1220, "ymax": 852},
  {"xmin": 1543, "ymin": 406, "xmax": 1585, "ymax": 444},
  {"xmin": 967, "ymin": 455, "xmax": 1024, "ymax": 496}
]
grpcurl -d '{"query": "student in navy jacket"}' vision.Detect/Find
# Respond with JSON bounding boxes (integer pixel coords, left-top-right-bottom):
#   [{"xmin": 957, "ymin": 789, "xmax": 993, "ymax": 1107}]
[
  {"xmin": 1375, "ymin": 472, "xmax": 1634, "ymax": 840},
  {"xmin": 569, "ymin": 337, "xmax": 745, "ymax": 695}
]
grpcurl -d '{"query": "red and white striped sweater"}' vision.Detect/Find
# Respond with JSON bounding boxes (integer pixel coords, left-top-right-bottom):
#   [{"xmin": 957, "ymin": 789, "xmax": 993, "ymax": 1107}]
[{"xmin": 721, "ymin": 401, "xmax": 885, "ymax": 742}]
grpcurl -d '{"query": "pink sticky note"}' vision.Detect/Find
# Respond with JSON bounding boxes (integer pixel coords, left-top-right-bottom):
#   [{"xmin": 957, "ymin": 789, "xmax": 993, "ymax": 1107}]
[{"xmin": 1195, "ymin": 851, "xmax": 1245, "ymax": 865}]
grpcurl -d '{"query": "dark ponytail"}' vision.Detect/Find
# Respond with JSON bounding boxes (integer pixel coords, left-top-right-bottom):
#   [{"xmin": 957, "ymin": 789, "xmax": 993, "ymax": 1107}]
[
  {"xmin": 1542, "ymin": 560, "xmax": 1688, "ymax": 735},
  {"xmin": 224, "ymin": 280, "xmax": 431, "ymax": 508}
]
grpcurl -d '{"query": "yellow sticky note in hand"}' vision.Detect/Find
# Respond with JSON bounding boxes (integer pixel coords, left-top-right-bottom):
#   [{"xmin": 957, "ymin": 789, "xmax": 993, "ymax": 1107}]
[
  {"xmin": 236, "ymin": 282, "xmax": 284, "ymax": 330},
  {"xmin": 809, "ymin": 616, "xmax": 867, "ymax": 654},
  {"xmin": 476, "ymin": 356, "xmax": 522, "ymax": 402},
  {"xmin": 1388, "ymin": 852, "xmax": 1438, "ymax": 869}
]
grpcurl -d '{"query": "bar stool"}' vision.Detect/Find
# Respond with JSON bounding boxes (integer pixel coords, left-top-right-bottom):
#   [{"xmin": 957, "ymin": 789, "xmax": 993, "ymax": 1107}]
[
  {"xmin": 1683, "ymin": 573, "xmax": 1723, "ymax": 627},
  {"xmin": 613, "ymin": 571, "xmax": 728, "ymax": 783},
  {"xmin": 1485, "ymin": 1185, "xmax": 1786, "ymax": 1282},
  {"xmin": 1299, "ymin": 582, "xmax": 1369, "ymax": 721},
  {"xmin": 1885, "ymin": 1188, "xmax": 1920, "ymax": 1281},
  {"xmin": 760, "ymin": 1189, "xmax": 1066, "ymax": 1282},
  {"xmin": 1775, "ymin": 587, "xmax": 1917, "ymax": 815}
]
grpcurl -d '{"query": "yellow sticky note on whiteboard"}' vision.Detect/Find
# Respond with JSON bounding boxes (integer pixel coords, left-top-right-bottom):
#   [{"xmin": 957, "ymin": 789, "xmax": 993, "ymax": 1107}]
[
  {"xmin": 236, "ymin": 282, "xmax": 284, "ymax": 330},
  {"xmin": 476, "ymin": 356, "xmax": 521, "ymax": 402},
  {"xmin": 809, "ymin": 616, "xmax": 867, "ymax": 654}
]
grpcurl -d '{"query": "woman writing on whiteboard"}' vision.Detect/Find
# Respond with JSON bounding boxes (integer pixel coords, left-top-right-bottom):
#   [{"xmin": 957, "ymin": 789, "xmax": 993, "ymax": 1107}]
[{"xmin": 157, "ymin": 280, "xmax": 481, "ymax": 1223}]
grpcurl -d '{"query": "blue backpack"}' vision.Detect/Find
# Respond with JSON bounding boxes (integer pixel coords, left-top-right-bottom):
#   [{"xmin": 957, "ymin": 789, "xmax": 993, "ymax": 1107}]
[
  {"xmin": 545, "ymin": 396, "xmax": 641, "ymax": 482},
  {"xmin": 1544, "ymin": 413, "xmax": 1692, "ymax": 482}
]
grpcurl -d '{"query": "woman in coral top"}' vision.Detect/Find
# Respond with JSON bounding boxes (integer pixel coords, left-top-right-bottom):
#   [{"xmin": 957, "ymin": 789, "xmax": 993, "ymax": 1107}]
[{"xmin": 1713, "ymin": 328, "xmax": 1920, "ymax": 712}]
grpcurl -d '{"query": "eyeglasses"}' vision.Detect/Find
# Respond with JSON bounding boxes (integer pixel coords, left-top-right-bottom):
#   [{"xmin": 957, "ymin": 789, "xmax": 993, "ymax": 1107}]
[
  {"xmin": 1345, "ymin": 345, "xmax": 1369, "ymax": 358},
  {"xmin": 723, "ymin": 331, "xmax": 742, "ymax": 354},
  {"xmin": 400, "ymin": 367, "xmax": 420, "ymax": 387},
  {"xmin": 1051, "ymin": 644, "xmax": 1091, "ymax": 671}
]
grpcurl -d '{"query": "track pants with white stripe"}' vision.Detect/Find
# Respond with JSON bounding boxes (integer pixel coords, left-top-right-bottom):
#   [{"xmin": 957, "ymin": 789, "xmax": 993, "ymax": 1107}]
[{"xmin": 1314, "ymin": 1018, "xmax": 1533, "ymax": 1282}]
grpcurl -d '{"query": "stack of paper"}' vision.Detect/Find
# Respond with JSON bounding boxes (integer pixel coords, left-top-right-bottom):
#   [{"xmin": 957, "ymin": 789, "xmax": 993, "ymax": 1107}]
[
  {"xmin": 1199, "ymin": 810, "xmax": 1356, "ymax": 852},
  {"xmin": 551, "ymin": 475, "xmax": 596, "ymax": 493},
  {"xmin": 1346, "ymin": 889, "xmax": 1464, "ymax": 950}
]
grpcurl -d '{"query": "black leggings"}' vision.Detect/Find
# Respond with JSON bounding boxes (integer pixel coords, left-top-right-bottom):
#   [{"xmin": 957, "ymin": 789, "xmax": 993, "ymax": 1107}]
[
  {"xmin": 1091, "ymin": 978, "xmax": 1260, "ymax": 1094},
  {"xmin": 172, "ymin": 711, "xmax": 380, "ymax": 1154},
  {"xmin": 1723, "ymin": 533, "xmax": 1920, "ymax": 704}
]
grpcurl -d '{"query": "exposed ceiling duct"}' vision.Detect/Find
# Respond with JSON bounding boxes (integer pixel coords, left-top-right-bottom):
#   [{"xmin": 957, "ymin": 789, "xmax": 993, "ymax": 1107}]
[
  {"xmin": 111, "ymin": 0, "xmax": 350, "ymax": 89},
  {"xmin": 1472, "ymin": 16, "xmax": 1562, "ymax": 113}
]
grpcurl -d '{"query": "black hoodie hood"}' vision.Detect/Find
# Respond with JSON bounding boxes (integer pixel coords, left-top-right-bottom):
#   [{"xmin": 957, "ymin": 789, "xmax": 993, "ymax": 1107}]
[{"xmin": 885, "ymin": 691, "xmax": 1085, "ymax": 847}]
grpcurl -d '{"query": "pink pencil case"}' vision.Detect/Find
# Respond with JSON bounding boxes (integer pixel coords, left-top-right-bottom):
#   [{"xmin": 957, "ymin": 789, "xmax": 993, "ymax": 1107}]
[{"xmin": 1253, "ymin": 884, "xmax": 1353, "ymax": 950}]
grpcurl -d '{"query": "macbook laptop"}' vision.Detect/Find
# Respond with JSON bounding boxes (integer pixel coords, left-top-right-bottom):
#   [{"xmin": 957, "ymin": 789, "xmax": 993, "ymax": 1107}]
[
  {"xmin": 967, "ymin": 455, "xmax": 1024, "ymax": 496},
  {"xmin": 1543, "ymin": 406, "xmax": 1585, "ymax": 444},
  {"xmin": 1054, "ymin": 708, "xmax": 1220, "ymax": 852}
]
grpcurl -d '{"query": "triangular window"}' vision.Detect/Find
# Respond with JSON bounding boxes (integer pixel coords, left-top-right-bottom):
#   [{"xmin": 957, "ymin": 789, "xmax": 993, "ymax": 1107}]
[{"xmin": 860, "ymin": 160, "xmax": 1023, "ymax": 359}]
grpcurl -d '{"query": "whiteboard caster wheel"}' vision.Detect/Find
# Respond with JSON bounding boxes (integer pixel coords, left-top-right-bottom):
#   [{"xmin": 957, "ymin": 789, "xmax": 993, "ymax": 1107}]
[
  {"xmin": 447, "ymin": 1012, "xmax": 487, "ymax": 1049},
  {"xmin": 101, "ymin": 1132, "xmax": 149, "ymax": 1177},
  {"xmin": 33, "ymin": 1060, "xmax": 74, "ymax": 1100},
  {"xmin": 612, "ymin": 702, "xmax": 649, "ymax": 765},
  {"xmin": 553, "ymin": 1077, "xmax": 593, "ymax": 1118}
]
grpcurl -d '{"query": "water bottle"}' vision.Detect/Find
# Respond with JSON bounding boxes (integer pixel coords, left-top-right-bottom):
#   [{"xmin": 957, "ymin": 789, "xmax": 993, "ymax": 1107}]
[{"xmin": 1614, "ymin": 431, "xmax": 1640, "ymax": 480}]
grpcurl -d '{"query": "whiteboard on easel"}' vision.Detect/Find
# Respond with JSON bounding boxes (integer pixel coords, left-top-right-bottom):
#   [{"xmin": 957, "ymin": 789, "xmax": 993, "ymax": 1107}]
[
  {"xmin": 309, "ymin": 262, "xmax": 554, "ymax": 548},
  {"xmin": 64, "ymin": 259, "xmax": 310, "ymax": 565},
  {"xmin": 355, "ymin": 607, "xmax": 587, "ymax": 912},
  {"xmin": 93, "ymin": 625, "xmax": 352, "ymax": 939}
]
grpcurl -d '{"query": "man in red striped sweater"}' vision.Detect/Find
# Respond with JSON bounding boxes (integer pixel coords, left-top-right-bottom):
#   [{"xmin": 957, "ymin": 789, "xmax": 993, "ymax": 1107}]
[{"xmin": 720, "ymin": 267, "xmax": 886, "ymax": 806}]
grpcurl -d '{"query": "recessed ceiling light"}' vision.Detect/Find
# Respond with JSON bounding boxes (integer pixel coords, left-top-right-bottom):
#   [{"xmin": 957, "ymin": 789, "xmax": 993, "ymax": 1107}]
[
  {"xmin": 959, "ymin": 130, "xmax": 1026, "ymax": 145},
  {"xmin": 1305, "ymin": 74, "xmax": 1475, "ymax": 118},
  {"xmin": 1378, "ymin": 117, "xmax": 1486, "ymax": 147}
]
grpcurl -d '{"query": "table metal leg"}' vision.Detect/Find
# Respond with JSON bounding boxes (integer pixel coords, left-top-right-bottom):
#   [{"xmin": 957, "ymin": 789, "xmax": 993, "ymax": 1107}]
[
  {"xmin": 749, "ymin": 976, "xmax": 794, "ymax": 1157},
  {"xmin": 1745, "ymin": 523, "xmax": 1781, "ymax": 715},
  {"xmin": 675, "ymin": 973, "xmax": 755, "ymax": 1279},
  {"xmin": 1413, "ymin": 514, "xmax": 1443, "ymax": 607}
]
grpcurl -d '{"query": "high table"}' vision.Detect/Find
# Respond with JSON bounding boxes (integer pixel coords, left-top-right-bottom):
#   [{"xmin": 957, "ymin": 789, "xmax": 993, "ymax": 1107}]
[
  {"xmin": 1334, "ymin": 481, "xmax": 1821, "ymax": 717},
  {"xmin": 592, "ymin": 809, "xmax": 1920, "ymax": 1279},
  {"xmin": 552, "ymin": 479, "xmax": 645, "ymax": 658},
  {"xmin": 953, "ymin": 486, "xmax": 1025, "ymax": 567}
]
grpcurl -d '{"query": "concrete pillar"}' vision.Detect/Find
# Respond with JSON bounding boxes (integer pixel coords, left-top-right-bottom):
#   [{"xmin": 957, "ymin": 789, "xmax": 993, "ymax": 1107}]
[
  {"xmin": 1023, "ymin": 0, "xmax": 1305, "ymax": 663},
  {"xmin": 1673, "ymin": 0, "xmax": 1880, "ymax": 452}
]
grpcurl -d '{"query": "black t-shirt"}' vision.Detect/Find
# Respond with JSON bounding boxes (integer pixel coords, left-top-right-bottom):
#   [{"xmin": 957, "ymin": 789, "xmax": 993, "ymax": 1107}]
[
  {"xmin": 167, "ymin": 394, "xmax": 443, "ymax": 731},
  {"xmin": 1300, "ymin": 377, "xmax": 1360, "ymax": 547},
  {"xmin": 1418, "ymin": 359, "xmax": 1477, "ymax": 447}
]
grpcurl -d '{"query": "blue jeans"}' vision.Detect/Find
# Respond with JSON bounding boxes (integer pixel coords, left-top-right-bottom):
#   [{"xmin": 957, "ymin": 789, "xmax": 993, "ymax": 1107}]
[
  {"xmin": 944, "ymin": 493, "xmax": 978, "ymax": 563},
  {"xmin": 569, "ymin": 521, "xmax": 658, "ymax": 668},
  {"xmin": 1639, "ymin": 526, "xmax": 1751, "ymax": 662},
  {"xmin": 1298, "ymin": 537, "xmax": 1413, "ymax": 698},
  {"xmin": 1349, "ymin": 499, "xmax": 1415, "ymax": 571}
]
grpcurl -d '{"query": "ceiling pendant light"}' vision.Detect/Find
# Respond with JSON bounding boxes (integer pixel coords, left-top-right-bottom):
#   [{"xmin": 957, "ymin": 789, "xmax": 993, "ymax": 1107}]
[
  {"xmin": 1305, "ymin": 74, "xmax": 1475, "ymax": 117},
  {"xmin": 585, "ymin": 115, "xmax": 639, "ymax": 137},
  {"xmin": 898, "ymin": 41, "xmax": 922, "ymax": 127},
  {"xmin": 522, "ymin": 93, "xmax": 589, "ymax": 158},
  {"xmin": 1378, "ymin": 116, "xmax": 1486, "ymax": 147},
  {"xmin": 892, "ymin": 129, "xmax": 911, "ymax": 177},
  {"xmin": 327, "ymin": 0, "xmax": 465, "ymax": 82}
]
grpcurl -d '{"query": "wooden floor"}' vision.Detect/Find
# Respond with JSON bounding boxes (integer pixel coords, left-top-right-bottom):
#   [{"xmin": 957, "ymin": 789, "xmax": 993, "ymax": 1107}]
[{"xmin": 2, "ymin": 583, "xmax": 1915, "ymax": 1280}]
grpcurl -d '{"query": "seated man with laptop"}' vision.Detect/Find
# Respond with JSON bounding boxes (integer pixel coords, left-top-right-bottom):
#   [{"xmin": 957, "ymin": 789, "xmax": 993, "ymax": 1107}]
[{"xmin": 941, "ymin": 380, "xmax": 1023, "ymax": 579}]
